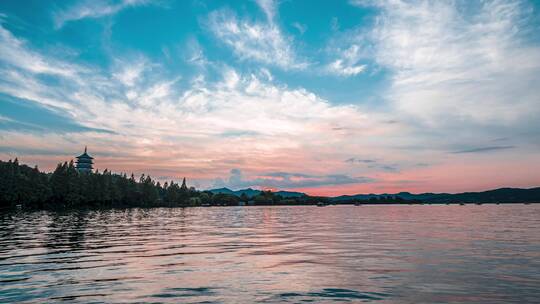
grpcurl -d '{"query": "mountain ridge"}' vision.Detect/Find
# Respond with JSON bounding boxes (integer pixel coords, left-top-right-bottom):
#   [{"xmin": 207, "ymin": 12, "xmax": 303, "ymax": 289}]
[
  {"xmin": 208, "ymin": 186, "xmax": 540, "ymax": 203},
  {"xmin": 208, "ymin": 187, "xmax": 306, "ymax": 198}
]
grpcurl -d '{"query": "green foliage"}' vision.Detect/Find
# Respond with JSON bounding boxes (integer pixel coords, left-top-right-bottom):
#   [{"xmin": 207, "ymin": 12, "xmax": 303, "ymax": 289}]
[
  {"xmin": 252, "ymin": 190, "xmax": 286, "ymax": 205},
  {"xmin": 211, "ymin": 193, "xmax": 239, "ymax": 206},
  {"xmin": 1, "ymin": 159, "xmax": 50, "ymax": 208},
  {"xmin": 0, "ymin": 158, "xmax": 343, "ymax": 210},
  {"xmin": 0, "ymin": 159, "xmax": 205, "ymax": 210}
]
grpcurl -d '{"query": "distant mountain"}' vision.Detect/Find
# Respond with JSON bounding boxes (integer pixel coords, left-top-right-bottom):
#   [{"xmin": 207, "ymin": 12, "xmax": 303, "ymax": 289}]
[
  {"xmin": 208, "ymin": 188, "xmax": 306, "ymax": 198},
  {"xmin": 235, "ymin": 188, "xmax": 261, "ymax": 197},
  {"xmin": 430, "ymin": 187, "xmax": 540, "ymax": 203},
  {"xmin": 332, "ymin": 187, "xmax": 540, "ymax": 203},
  {"xmin": 332, "ymin": 191, "xmax": 446, "ymax": 201},
  {"xmin": 208, "ymin": 187, "xmax": 236, "ymax": 195},
  {"xmin": 208, "ymin": 186, "xmax": 540, "ymax": 203}
]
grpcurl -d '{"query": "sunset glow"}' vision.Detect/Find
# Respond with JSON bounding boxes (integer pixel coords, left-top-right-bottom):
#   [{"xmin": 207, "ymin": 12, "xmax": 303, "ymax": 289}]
[{"xmin": 1, "ymin": 0, "xmax": 539, "ymax": 196}]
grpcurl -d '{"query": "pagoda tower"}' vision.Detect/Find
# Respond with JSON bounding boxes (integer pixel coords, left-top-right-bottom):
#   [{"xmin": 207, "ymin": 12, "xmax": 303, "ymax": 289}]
[{"xmin": 75, "ymin": 146, "xmax": 94, "ymax": 173}]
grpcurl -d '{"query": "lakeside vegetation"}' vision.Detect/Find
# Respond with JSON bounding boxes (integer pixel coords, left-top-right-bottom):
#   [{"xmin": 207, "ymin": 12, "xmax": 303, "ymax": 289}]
[
  {"xmin": 1, "ymin": 159, "xmax": 538, "ymax": 210},
  {"xmin": 0, "ymin": 159, "xmax": 330, "ymax": 210}
]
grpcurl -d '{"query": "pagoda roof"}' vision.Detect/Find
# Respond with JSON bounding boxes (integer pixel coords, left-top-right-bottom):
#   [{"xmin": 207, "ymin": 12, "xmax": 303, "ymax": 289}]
[
  {"xmin": 76, "ymin": 152, "xmax": 93, "ymax": 159},
  {"xmin": 76, "ymin": 147, "xmax": 94, "ymax": 159}
]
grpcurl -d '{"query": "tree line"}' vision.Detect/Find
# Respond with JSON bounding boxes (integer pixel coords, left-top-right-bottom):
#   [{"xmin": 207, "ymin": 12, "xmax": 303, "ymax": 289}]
[
  {"xmin": 0, "ymin": 158, "xmax": 195, "ymax": 209},
  {"xmin": 0, "ymin": 158, "xmax": 326, "ymax": 210}
]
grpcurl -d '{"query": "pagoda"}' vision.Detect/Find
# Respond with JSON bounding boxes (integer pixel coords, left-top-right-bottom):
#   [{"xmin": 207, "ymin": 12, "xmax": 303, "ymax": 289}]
[{"xmin": 75, "ymin": 146, "xmax": 94, "ymax": 173}]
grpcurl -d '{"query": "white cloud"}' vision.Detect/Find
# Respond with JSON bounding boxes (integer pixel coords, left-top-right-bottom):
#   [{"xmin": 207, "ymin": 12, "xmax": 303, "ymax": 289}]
[
  {"xmin": 213, "ymin": 169, "xmax": 373, "ymax": 189},
  {"xmin": 0, "ymin": 23, "xmax": 102, "ymax": 111},
  {"xmin": 357, "ymin": 0, "xmax": 540, "ymax": 125},
  {"xmin": 331, "ymin": 17, "xmax": 340, "ymax": 31},
  {"xmin": 327, "ymin": 59, "xmax": 366, "ymax": 76},
  {"xmin": 186, "ymin": 38, "xmax": 209, "ymax": 67},
  {"xmin": 53, "ymin": 0, "xmax": 152, "ymax": 29},
  {"xmin": 4, "ymin": 1, "xmax": 539, "ymax": 192},
  {"xmin": 207, "ymin": 1, "xmax": 307, "ymax": 70},
  {"xmin": 113, "ymin": 58, "xmax": 147, "ymax": 87},
  {"xmin": 0, "ymin": 22, "xmax": 392, "ymax": 187},
  {"xmin": 292, "ymin": 22, "xmax": 307, "ymax": 35},
  {"xmin": 0, "ymin": 25, "xmax": 86, "ymax": 78},
  {"xmin": 326, "ymin": 44, "xmax": 367, "ymax": 76},
  {"xmin": 256, "ymin": 0, "xmax": 277, "ymax": 21}
]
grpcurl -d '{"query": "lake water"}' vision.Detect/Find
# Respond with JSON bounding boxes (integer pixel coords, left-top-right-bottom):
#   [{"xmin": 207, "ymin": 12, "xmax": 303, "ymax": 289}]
[{"xmin": 1, "ymin": 205, "xmax": 539, "ymax": 303}]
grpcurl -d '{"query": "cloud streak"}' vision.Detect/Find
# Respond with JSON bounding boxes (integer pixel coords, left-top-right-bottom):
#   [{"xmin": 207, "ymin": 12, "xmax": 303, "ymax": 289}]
[
  {"xmin": 207, "ymin": 1, "xmax": 307, "ymax": 69},
  {"xmin": 358, "ymin": 0, "xmax": 540, "ymax": 125},
  {"xmin": 345, "ymin": 157, "xmax": 400, "ymax": 172},
  {"xmin": 326, "ymin": 44, "xmax": 367, "ymax": 76},
  {"xmin": 53, "ymin": 0, "xmax": 153, "ymax": 29},
  {"xmin": 214, "ymin": 169, "xmax": 374, "ymax": 189},
  {"xmin": 0, "ymin": 94, "xmax": 114, "ymax": 134},
  {"xmin": 452, "ymin": 146, "xmax": 515, "ymax": 154}
]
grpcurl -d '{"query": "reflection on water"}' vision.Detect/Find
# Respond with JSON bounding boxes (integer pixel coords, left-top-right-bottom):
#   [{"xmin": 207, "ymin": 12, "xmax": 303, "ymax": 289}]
[{"xmin": 1, "ymin": 205, "xmax": 539, "ymax": 303}]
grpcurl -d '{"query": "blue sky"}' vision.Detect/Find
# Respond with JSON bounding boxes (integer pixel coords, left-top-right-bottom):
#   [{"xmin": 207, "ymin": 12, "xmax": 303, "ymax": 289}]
[{"xmin": 1, "ymin": 0, "xmax": 540, "ymax": 195}]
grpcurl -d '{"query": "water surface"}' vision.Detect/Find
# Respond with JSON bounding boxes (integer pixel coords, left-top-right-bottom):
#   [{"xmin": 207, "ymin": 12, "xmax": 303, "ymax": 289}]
[{"xmin": 1, "ymin": 205, "xmax": 539, "ymax": 303}]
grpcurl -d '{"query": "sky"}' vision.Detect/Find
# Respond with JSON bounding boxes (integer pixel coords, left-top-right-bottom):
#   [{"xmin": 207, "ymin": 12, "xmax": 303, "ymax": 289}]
[{"xmin": 0, "ymin": 0, "xmax": 539, "ymax": 196}]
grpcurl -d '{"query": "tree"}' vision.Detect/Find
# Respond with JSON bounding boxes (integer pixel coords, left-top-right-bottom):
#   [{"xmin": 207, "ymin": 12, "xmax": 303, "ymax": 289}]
[
  {"xmin": 0, "ymin": 158, "xmax": 206, "ymax": 210},
  {"xmin": 181, "ymin": 177, "xmax": 188, "ymax": 191}
]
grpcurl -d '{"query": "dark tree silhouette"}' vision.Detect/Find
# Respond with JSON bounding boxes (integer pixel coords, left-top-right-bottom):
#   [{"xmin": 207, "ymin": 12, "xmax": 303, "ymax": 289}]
[{"xmin": 0, "ymin": 159, "xmax": 205, "ymax": 210}]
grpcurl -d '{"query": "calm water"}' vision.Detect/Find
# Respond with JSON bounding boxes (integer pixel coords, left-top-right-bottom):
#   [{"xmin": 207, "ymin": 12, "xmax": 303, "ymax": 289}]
[{"xmin": 1, "ymin": 205, "xmax": 539, "ymax": 303}]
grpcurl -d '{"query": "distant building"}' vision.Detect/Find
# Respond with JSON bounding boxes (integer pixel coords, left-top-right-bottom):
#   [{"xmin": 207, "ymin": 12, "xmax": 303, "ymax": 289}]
[{"xmin": 75, "ymin": 146, "xmax": 94, "ymax": 173}]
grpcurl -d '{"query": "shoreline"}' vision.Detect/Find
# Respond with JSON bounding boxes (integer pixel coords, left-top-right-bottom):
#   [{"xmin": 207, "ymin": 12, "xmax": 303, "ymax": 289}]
[{"xmin": 3, "ymin": 201, "xmax": 538, "ymax": 213}]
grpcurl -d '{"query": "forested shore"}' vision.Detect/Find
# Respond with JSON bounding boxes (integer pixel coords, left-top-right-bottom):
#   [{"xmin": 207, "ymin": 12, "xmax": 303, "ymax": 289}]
[
  {"xmin": 2, "ymin": 159, "xmax": 537, "ymax": 211},
  {"xmin": 0, "ymin": 159, "xmax": 327, "ymax": 210}
]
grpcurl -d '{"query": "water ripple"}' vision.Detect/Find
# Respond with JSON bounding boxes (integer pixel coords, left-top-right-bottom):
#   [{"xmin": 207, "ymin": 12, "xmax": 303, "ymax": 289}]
[{"xmin": 0, "ymin": 205, "xmax": 539, "ymax": 303}]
